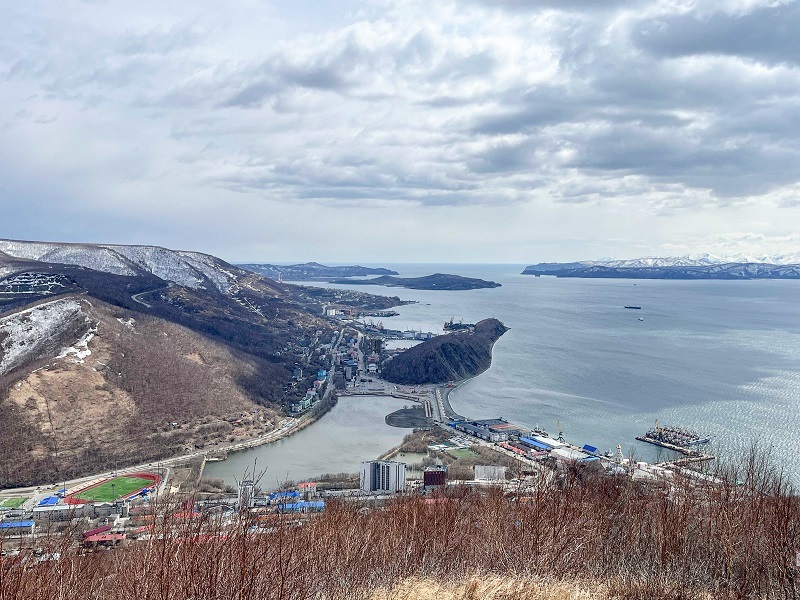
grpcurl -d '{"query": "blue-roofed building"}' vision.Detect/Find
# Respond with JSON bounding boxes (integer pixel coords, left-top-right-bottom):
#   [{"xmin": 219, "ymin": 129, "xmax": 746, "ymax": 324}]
[
  {"xmin": 519, "ymin": 436, "xmax": 552, "ymax": 451},
  {"xmin": 38, "ymin": 496, "xmax": 59, "ymax": 507},
  {"xmin": 278, "ymin": 501, "xmax": 324, "ymax": 513},
  {"xmin": 0, "ymin": 520, "xmax": 35, "ymax": 534},
  {"xmin": 269, "ymin": 491, "xmax": 301, "ymax": 501}
]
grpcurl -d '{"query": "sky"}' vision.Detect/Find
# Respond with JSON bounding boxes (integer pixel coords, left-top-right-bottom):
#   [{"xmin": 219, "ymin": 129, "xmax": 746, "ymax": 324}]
[{"xmin": 1, "ymin": 0, "xmax": 799, "ymax": 263}]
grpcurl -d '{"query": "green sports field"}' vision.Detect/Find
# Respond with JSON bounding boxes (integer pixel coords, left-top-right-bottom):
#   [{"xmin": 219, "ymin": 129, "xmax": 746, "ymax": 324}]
[
  {"xmin": 72, "ymin": 476, "xmax": 154, "ymax": 502},
  {"xmin": 0, "ymin": 497, "xmax": 27, "ymax": 509},
  {"xmin": 447, "ymin": 448, "xmax": 478, "ymax": 459}
]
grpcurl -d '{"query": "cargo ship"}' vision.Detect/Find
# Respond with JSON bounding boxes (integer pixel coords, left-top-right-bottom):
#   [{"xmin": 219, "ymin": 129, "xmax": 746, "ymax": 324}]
[
  {"xmin": 624, "ymin": 305, "xmax": 642, "ymax": 309},
  {"xmin": 444, "ymin": 318, "xmax": 474, "ymax": 331}
]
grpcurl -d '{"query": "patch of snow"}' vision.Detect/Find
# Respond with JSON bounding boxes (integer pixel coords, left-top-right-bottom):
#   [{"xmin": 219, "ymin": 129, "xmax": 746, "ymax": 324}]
[
  {"xmin": 177, "ymin": 251, "xmax": 234, "ymax": 293},
  {"xmin": 116, "ymin": 317, "xmax": 136, "ymax": 329},
  {"xmin": 0, "ymin": 298, "xmax": 86, "ymax": 376},
  {"xmin": 584, "ymin": 253, "xmax": 800, "ymax": 268},
  {"xmin": 57, "ymin": 325, "xmax": 97, "ymax": 364},
  {"xmin": 103, "ymin": 245, "xmax": 204, "ymax": 288}
]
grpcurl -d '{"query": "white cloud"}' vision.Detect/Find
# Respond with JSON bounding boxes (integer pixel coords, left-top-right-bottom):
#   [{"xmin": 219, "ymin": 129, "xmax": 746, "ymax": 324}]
[{"xmin": 0, "ymin": 0, "xmax": 799, "ymax": 262}]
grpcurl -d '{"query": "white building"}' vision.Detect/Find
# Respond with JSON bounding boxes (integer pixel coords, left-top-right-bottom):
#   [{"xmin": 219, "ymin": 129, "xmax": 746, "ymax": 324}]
[
  {"xmin": 474, "ymin": 465, "xmax": 507, "ymax": 482},
  {"xmin": 360, "ymin": 461, "xmax": 406, "ymax": 494},
  {"xmin": 238, "ymin": 480, "xmax": 255, "ymax": 509}
]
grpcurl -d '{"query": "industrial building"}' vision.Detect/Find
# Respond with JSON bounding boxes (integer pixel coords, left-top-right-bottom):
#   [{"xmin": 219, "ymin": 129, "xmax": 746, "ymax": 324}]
[
  {"xmin": 423, "ymin": 467, "xmax": 447, "ymax": 488},
  {"xmin": 451, "ymin": 421, "xmax": 509, "ymax": 442},
  {"xmin": 360, "ymin": 461, "xmax": 406, "ymax": 494}
]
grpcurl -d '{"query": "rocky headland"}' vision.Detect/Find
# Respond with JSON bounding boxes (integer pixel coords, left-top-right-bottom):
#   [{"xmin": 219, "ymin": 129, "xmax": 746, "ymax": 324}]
[
  {"xmin": 328, "ymin": 273, "xmax": 501, "ymax": 290},
  {"xmin": 381, "ymin": 318, "xmax": 508, "ymax": 385}
]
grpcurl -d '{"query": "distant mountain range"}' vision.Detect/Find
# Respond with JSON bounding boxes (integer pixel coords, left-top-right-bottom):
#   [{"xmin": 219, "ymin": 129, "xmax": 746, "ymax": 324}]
[
  {"xmin": 523, "ymin": 254, "xmax": 800, "ymax": 279},
  {"xmin": 239, "ymin": 262, "xmax": 398, "ymax": 280}
]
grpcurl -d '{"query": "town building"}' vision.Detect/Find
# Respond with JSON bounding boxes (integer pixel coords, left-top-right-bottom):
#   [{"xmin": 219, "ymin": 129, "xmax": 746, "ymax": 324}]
[
  {"xmin": 423, "ymin": 467, "xmax": 447, "ymax": 488},
  {"xmin": 360, "ymin": 461, "xmax": 406, "ymax": 494},
  {"xmin": 238, "ymin": 480, "xmax": 255, "ymax": 510}
]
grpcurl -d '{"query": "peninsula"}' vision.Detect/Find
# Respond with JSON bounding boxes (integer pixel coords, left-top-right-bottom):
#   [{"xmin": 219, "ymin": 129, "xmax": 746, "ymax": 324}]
[
  {"xmin": 523, "ymin": 256, "xmax": 800, "ymax": 279},
  {"xmin": 381, "ymin": 318, "xmax": 508, "ymax": 384},
  {"xmin": 327, "ymin": 273, "xmax": 501, "ymax": 290},
  {"xmin": 239, "ymin": 262, "xmax": 398, "ymax": 281}
]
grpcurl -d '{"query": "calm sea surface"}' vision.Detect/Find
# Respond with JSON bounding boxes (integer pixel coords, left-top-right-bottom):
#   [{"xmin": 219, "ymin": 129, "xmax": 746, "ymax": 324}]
[{"xmin": 208, "ymin": 264, "xmax": 800, "ymax": 484}]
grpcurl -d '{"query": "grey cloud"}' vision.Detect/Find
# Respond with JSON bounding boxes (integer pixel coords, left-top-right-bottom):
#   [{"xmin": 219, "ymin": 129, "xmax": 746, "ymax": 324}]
[
  {"xmin": 222, "ymin": 80, "xmax": 282, "ymax": 108},
  {"xmin": 467, "ymin": 138, "xmax": 537, "ymax": 174},
  {"xmin": 114, "ymin": 26, "xmax": 204, "ymax": 56},
  {"xmin": 220, "ymin": 45, "xmax": 361, "ymax": 108},
  {"xmin": 464, "ymin": 0, "xmax": 633, "ymax": 12},
  {"xmin": 633, "ymin": 3, "xmax": 800, "ymax": 66},
  {"xmin": 568, "ymin": 123, "xmax": 800, "ymax": 197}
]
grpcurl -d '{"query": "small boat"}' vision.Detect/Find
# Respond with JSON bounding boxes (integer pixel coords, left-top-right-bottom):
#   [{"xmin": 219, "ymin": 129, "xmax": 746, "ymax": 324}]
[
  {"xmin": 624, "ymin": 305, "xmax": 641, "ymax": 309},
  {"xmin": 638, "ymin": 317, "xmax": 644, "ymax": 321}
]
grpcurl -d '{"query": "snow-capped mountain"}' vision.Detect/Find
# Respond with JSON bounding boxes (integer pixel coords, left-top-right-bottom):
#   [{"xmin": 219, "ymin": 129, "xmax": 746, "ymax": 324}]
[
  {"xmin": 576, "ymin": 253, "xmax": 800, "ymax": 269},
  {"xmin": 0, "ymin": 239, "xmax": 237, "ymax": 291}
]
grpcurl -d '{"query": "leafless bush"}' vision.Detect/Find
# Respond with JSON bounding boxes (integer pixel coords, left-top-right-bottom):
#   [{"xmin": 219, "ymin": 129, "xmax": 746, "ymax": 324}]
[{"xmin": 1, "ymin": 448, "xmax": 797, "ymax": 599}]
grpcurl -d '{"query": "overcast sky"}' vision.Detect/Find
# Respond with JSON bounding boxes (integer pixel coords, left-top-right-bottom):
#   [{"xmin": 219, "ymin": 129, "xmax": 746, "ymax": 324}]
[{"xmin": 2, "ymin": 0, "xmax": 799, "ymax": 263}]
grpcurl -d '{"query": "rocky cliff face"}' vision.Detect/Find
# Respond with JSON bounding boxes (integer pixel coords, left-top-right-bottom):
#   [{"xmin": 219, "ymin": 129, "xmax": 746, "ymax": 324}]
[{"xmin": 381, "ymin": 318, "xmax": 508, "ymax": 385}]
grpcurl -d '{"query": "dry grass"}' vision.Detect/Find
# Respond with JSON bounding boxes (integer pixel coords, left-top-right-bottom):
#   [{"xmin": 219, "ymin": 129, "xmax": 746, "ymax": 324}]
[
  {"xmin": 370, "ymin": 575, "xmax": 608, "ymax": 599},
  {"xmin": 2, "ymin": 451, "xmax": 798, "ymax": 600}
]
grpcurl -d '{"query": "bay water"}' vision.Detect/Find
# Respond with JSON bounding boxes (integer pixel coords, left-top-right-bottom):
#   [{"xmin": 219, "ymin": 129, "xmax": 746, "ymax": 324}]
[{"xmin": 209, "ymin": 264, "xmax": 800, "ymax": 484}]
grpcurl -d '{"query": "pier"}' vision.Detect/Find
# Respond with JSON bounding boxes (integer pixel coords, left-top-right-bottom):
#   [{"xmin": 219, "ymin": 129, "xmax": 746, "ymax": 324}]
[{"xmin": 635, "ymin": 435, "xmax": 714, "ymax": 460}]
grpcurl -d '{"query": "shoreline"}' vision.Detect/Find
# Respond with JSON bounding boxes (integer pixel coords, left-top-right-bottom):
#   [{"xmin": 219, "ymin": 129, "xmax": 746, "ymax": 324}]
[{"xmin": 0, "ymin": 396, "xmax": 338, "ymax": 497}]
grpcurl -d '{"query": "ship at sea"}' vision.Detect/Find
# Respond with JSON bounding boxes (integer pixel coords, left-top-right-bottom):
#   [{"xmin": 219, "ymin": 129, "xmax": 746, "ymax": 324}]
[
  {"xmin": 444, "ymin": 318, "xmax": 475, "ymax": 332},
  {"xmin": 624, "ymin": 305, "xmax": 642, "ymax": 309},
  {"xmin": 636, "ymin": 419, "xmax": 710, "ymax": 453}
]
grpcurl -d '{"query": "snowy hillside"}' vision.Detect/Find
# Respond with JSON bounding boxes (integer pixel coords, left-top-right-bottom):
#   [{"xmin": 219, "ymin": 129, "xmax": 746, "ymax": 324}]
[
  {"xmin": 558, "ymin": 253, "xmax": 800, "ymax": 269},
  {"xmin": 0, "ymin": 298, "xmax": 90, "ymax": 376},
  {"xmin": 0, "ymin": 240, "xmax": 138, "ymax": 276},
  {"xmin": 0, "ymin": 239, "xmax": 237, "ymax": 292}
]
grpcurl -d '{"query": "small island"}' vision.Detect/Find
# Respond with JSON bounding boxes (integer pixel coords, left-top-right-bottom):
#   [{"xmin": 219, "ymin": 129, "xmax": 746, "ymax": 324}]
[
  {"xmin": 327, "ymin": 273, "xmax": 501, "ymax": 290},
  {"xmin": 381, "ymin": 318, "xmax": 509, "ymax": 384}
]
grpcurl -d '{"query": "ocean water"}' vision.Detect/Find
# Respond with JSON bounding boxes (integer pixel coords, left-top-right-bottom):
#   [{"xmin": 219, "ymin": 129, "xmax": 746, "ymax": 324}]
[
  {"xmin": 207, "ymin": 265, "xmax": 800, "ymax": 485},
  {"xmin": 306, "ymin": 264, "xmax": 800, "ymax": 477}
]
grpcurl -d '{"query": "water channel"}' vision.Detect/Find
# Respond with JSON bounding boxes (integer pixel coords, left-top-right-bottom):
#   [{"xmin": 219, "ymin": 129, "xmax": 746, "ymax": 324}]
[{"xmin": 203, "ymin": 395, "xmax": 414, "ymax": 487}]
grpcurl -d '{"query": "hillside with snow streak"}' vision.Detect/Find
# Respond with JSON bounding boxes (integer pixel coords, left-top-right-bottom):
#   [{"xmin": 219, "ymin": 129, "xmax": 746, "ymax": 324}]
[
  {"xmin": 0, "ymin": 298, "xmax": 91, "ymax": 377},
  {"xmin": 0, "ymin": 239, "xmax": 237, "ymax": 292}
]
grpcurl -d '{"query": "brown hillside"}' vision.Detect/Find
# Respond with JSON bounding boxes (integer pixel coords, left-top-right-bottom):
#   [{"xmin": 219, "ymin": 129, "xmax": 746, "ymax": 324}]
[{"xmin": 0, "ymin": 296, "xmax": 281, "ymax": 487}]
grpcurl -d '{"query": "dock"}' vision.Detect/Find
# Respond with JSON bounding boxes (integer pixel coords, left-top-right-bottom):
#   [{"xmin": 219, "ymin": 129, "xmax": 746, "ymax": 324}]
[{"xmin": 635, "ymin": 435, "xmax": 712, "ymax": 459}]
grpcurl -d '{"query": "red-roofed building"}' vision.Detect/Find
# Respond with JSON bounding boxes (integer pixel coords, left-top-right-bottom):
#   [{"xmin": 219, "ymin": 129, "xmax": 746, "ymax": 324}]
[{"xmin": 83, "ymin": 533, "xmax": 125, "ymax": 547}]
